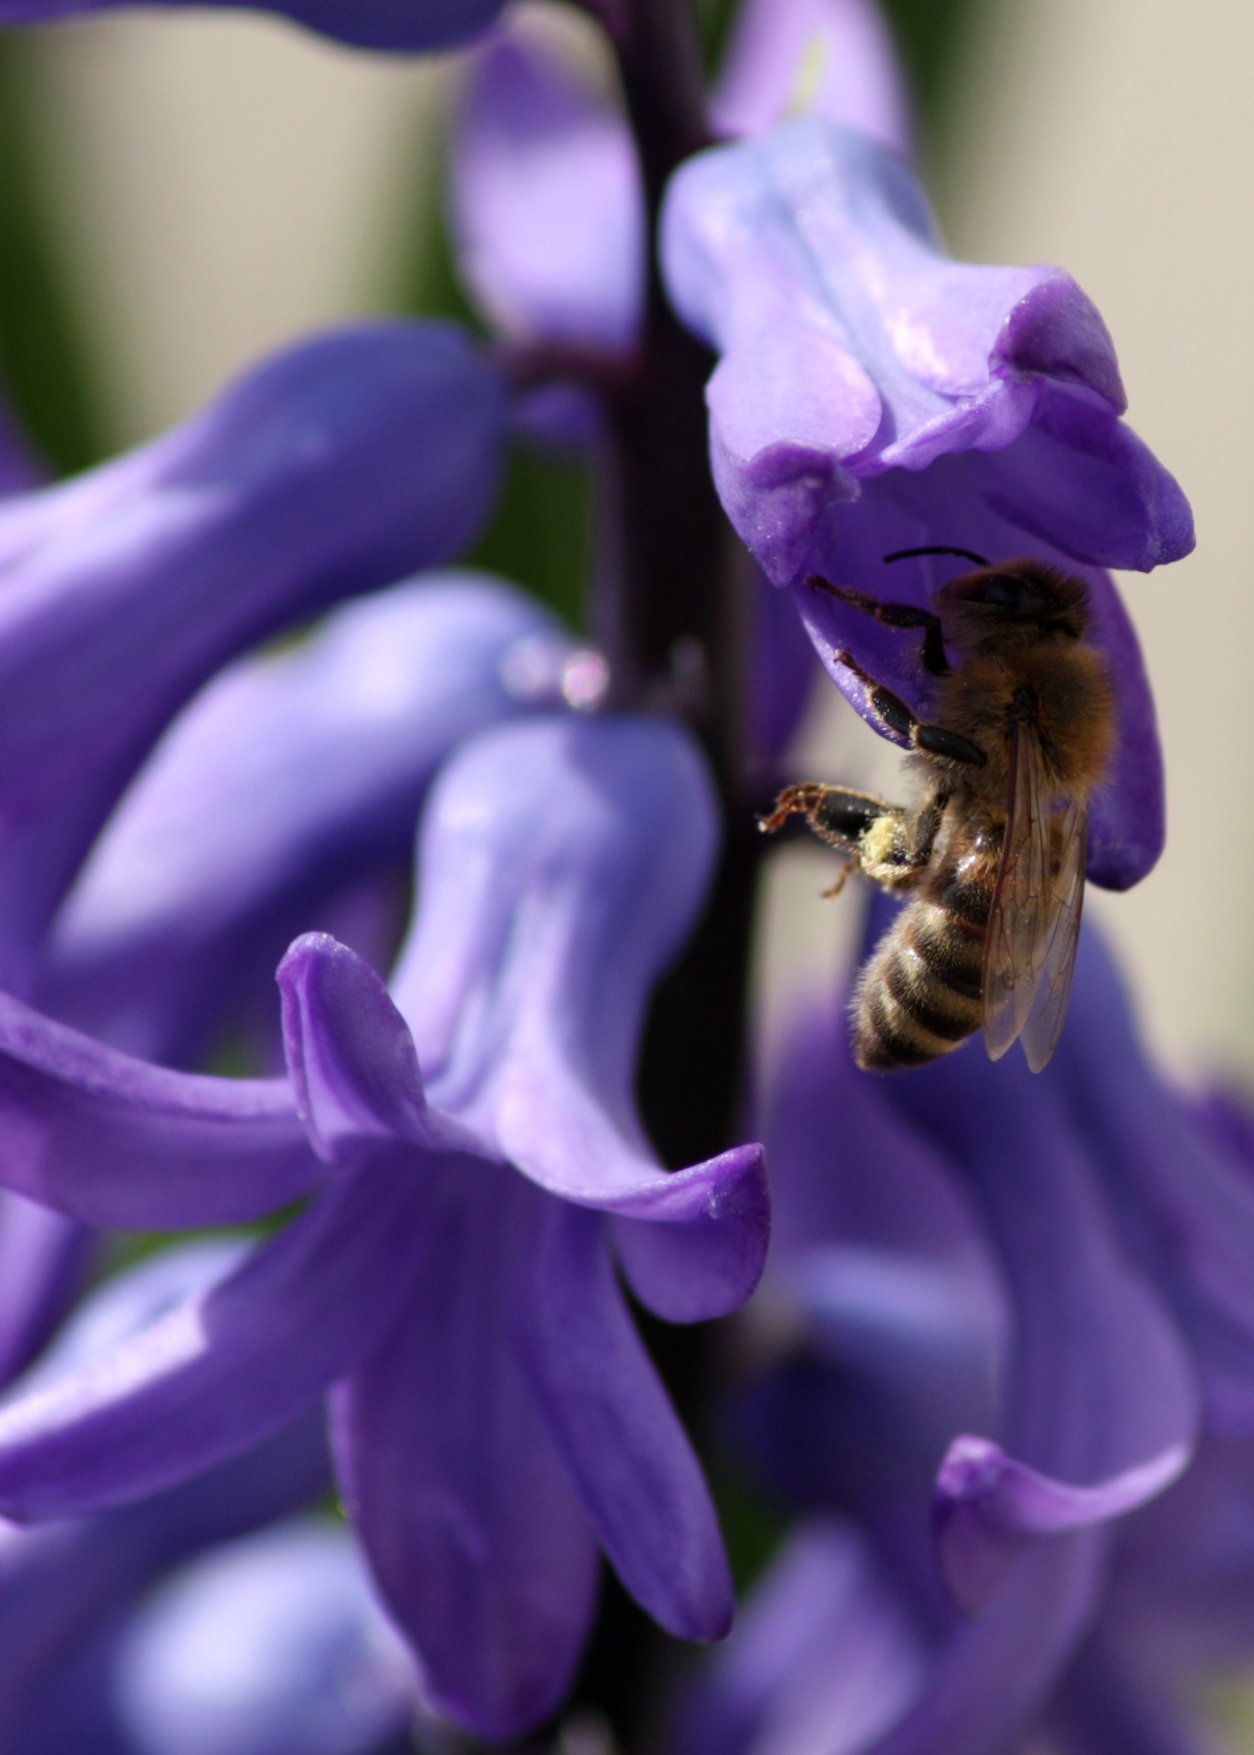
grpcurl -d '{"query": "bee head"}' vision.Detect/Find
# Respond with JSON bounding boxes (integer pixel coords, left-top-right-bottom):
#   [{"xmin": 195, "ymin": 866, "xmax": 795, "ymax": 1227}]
[{"xmin": 938, "ymin": 560, "xmax": 1092, "ymax": 640}]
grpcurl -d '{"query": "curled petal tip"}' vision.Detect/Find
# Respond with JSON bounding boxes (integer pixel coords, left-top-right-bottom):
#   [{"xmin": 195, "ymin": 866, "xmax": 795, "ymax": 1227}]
[
  {"xmin": 935, "ymin": 1433, "xmax": 1192, "ymax": 1615},
  {"xmin": 278, "ymin": 934, "xmax": 427, "ymax": 1159}
]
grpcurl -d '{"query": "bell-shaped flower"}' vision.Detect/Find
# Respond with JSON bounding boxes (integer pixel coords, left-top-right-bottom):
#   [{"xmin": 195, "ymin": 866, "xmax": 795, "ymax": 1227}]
[
  {"xmin": 670, "ymin": 1434, "xmax": 1254, "ymax": 1755},
  {"xmin": 716, "ymin": 922, "xmax": 1211, "ymax": 1754},
  {"xmin": 95, "ymin": 1522, "xmax": 416, "ymax": 1755},
  {"xmin": 450, "ymin": 0, "xmax": 913, "ymax": 366},
  {"xmin": 0, "ymin": 0, "xmax": 506, "ymax": 52},
  {"xmin": 38, "ymin": 569, "xmax": 570, "ymax": 1068},
  {"xmin": 660, "ymin": 118, "xmax": 1194, "ymax": 887},
  {"xmin": 0, "ymin": 712, "xmax": 769, "ymax": 1742},
  {"xmin": 0, "ymin": 320, "xmax": 507, "ymax": 991},
  {"xmin": 0, "ymin": 1243, "xmax": 331, "ymax": 1751}
]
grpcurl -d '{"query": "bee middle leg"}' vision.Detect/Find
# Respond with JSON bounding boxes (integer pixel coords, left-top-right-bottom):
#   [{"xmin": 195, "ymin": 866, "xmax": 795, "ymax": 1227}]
[{"xmin": 830, "ymin": 645, "xmax": 986, "ymax": 768}]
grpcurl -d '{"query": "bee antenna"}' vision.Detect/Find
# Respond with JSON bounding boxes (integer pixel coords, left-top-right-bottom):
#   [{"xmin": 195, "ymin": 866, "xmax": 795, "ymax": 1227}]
[{"xmin": 883, "ymin": 545, "xmax": 991, "ymax": 569}]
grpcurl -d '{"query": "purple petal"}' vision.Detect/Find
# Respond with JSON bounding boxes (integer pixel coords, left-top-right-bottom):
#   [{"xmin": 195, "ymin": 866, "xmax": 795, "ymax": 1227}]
[
  {"xmin": 523, "ymin": 1199, "xmax": 733, "ymax": 1641},
  {"xmin": 749, "ymin": 558, "xmax": 826, "ymax": 767},
  {"xmin": 278, "ymin": 933, "xmax": 486, "ymax": 1165},
  {"xmin": 0, "ymin": 1198, "xmax": 94, "ymax": 1386},
  {"xmin": 1049, "ymin": 1646, "xmax": 1218, "ymax": 1755},
  {"xmin": 661, "ymin": 122, "xmax": 1150, "ymax": 512},
  {"xmin": 40, "ymin": 572, "xmax": 567, "ymax": 1065},
  {"xmin": 279, "ymin": 935, "xmax": 430, "ymax": 1158},
  {"xmin": 867, "ymin": 1535, "xmax": 1104, "ymax": 1755},
  {"xmin": 386, "ymin": 712, "xmax": 769, "ymax": 1312},
  {"xmin": 0, "ymin": 989, "xmax": 320, "ymax": 1227},
  {"xmin": 936, "ymin": 1434, "xmax": 1189, "ymax": 1617},
  {"xmin": 886, "ymin": 1020, "xmax": 1200, "ymax": 1613},
  {"xmin": 0, "ymin": 322, "xmax": 506, "ymax": 987},
  {"xmin": 394, "ymin": 714, "xmax": 716, "ymax": 1166},
  {"xmin": 0, "ymin": 0, "xmax": 507, "ymax": 51},
  {"xmin": 0, "ymin": 1159, "xmax": 423, "ymax": 1518},
  {"xmin": 711, "ymin": 0, "xmax": 913, "ymax": 155},
  {"xmin": 1053, "ymin": 932, "xmax": 1254, "ymax": 1435},
  {"xmin": 609, "ymin": 1143, "xmax": 770, "ymax": 1323},
  {"xmin": 331, "ymin": 1164, "xmax": 600, "ymax": 1743},
  {"xmin": 114, "ymin": 1523, "xmax": 415, "ymax": 1755},
  {"xmin": 667, "ymin": 1518, "xmax": 926, "ymax": 1755},
  {"xmin": 0, "ymin": 1379, "xmax": 327, "ymax": 1735},
  {"xmin": 451, "ymin": 33, "xmax": 644, "ymax": 352}
]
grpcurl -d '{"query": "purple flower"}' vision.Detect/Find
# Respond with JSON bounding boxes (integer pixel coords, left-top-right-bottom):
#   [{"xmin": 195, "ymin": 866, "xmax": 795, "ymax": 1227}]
[
  {"xmin": 698, "ymin": 919, "xmax": 1248, "ymax": 1755},
  {"xmin": 709, "ymin": 0, "xmax": 913, "ymax": 153},
  {"xmin": 0, "ymin": 321, "xmax": 507, "ymax": 993},
  {"xmin": 0, "ymin": 1242, "xmax": 331, "ymax": 1752},
  {"xmin": 660, "ymin": 118, "xmax": 1194, "ymax": 887},
  {"xmin": 0, "ymin": 712, "xmax": 768, "ymax": 1741},
  {"xmin": 38, "ymin": 569, "xmax": 570, "ymax": 1067},
  {"xmin": 451, "ymin": 0, "xmax": 914, "ymax": 364},
  {"xmin": 0, "ymin": 0, "xmax": 506, "ymax": 51},
  {"xmin": 109, "ymin": 1521, "xmax": 415, "ymax": 1755}
]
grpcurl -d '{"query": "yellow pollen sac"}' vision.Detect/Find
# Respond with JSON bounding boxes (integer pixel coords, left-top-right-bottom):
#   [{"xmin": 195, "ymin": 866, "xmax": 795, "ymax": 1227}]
[{"xmin": 863, "ymin": 813, "xmax": 904, "ymax": 867}]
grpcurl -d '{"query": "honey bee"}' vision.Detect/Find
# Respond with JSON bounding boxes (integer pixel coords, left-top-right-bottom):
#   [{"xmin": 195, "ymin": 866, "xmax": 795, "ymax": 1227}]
[{"xmin": 761, "ymin": 548, "xmax": 1116, "ymax": 1073}]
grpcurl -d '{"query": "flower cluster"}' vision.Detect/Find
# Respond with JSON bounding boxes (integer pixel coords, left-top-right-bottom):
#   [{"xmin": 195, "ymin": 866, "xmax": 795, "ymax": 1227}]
[{"xmin": 0, "ymin": 0, "xmax": 1223, "ymax": 1752}]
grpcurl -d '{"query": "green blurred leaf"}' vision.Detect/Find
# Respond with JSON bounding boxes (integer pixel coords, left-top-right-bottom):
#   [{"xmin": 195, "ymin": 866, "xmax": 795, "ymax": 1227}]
[
  {"xmin": 0, "ymin": 37, "xmax": 108, "ymax": 475},
  {"xmin": 383, "ymin": 125, "xmax": 592, "ymax": 634}
]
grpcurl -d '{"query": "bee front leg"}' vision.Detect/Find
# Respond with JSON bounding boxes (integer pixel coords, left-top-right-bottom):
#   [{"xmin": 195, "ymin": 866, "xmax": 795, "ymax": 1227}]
[{"xmin": 807, "ymin": 576, "xmax": 952, "ymax": 677}]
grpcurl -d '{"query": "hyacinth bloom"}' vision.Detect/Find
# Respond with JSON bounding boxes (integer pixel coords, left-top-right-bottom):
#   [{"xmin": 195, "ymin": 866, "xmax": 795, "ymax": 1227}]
[
  {"xmin": 677, "ymin": 921, "xmax": 1254, "ymax": 1754},
  {"xmin": 0, "ymin": 0, "xmax": 1212, "ymax": 1747},
  {"xmin": 0, "ymin": 321, "xmax": 507, "ymax": 994},
  {"xmin": 450, "ymin": 0, "xmax": 913, "ymax": 365},
  {"xmin": 104, "ymin": 1521, "xmax": 417, "ymax": 1755},
  {"xmin": 0, "ymin": 0, "xmax": 507, "ymax": 50},
  {"xmin": 660, "ymin": 119, "xmax": 1193, "ymax": 887},
  {"xmin": 38, "ymin": 569, "xmax": 570, "ymax": 1067},
  {"xmin": 0, "ymin": 1243, "xmax": 332, "ymax": 1752},
  {"xmin": 0, "ymin": 712, "xmax": 769, "ymax": 1740}
]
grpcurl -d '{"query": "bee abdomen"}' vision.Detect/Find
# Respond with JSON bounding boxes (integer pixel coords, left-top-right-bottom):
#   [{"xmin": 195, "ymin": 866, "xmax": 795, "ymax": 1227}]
[{"xmin": 853, "ymin": 899, "xmax": 984, "ymax": 1071}]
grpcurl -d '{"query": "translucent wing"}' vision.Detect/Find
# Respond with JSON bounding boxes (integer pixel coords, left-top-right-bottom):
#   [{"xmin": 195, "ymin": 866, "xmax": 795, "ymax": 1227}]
[{"xmin": 982, "ymin": 718, "xmax": 1086, "ymax": 1070}]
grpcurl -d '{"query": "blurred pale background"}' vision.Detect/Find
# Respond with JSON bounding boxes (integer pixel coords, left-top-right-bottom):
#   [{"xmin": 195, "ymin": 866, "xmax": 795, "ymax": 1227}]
[{"xmin": 14, "ymin": 0, "xmax": 1253, "ymax": 1086}]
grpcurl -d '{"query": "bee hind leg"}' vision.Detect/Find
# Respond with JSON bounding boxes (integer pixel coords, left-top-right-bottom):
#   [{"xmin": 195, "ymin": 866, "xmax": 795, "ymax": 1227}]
[
  {"xmin": 759, "ymin": 783, "xmax": 899, "ymax": 850},
  {"xmin": 760, "ymin": 783, "xmax": 930, "ymax": 894}
]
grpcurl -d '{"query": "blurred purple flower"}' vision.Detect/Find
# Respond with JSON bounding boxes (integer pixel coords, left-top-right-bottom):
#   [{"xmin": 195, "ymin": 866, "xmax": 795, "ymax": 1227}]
[
  {"xmin": 451, "ymin": 0, "xmax": 913, "ymax": 364},
  {"xmin": 0, "ymin": 0, "xmax": 506, "ymax": 51},
  {"xmin": 709, "ymin": 0, "xmax": 912, "ymax": 152},
  {"xmin": 0, "ymin": 713, "xmax": 768, "ymax": 1741},
  {"xmin": 691, "ymin": 921, "xmax": 1244, "ymax": 1755},
  {"xmin": 38, "ymin": 569, "xmax": 570, "ymax": 1068},
  {"xmin": 109, "ymin": 1521, "xmax": 416, "ymax": 1755},
  {"xmin": 0, "ymin": 1242, "xmax": 332, "ymax": 1753},
  {"xmin": 0, "ymin": 321, "xmax": 507, "ymax": 994},
  {"xmin": 660, "ymin": 119, "xmax": 1194, "ymax": 887}
]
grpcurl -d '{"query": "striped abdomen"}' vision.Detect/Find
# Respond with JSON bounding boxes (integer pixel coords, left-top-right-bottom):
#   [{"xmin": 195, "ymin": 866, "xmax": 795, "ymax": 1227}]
[{"xmin": 852, "ymin": 822, "xmax": 1001, "ymax": 1072}]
